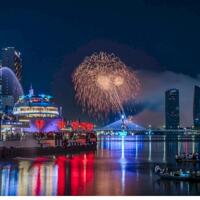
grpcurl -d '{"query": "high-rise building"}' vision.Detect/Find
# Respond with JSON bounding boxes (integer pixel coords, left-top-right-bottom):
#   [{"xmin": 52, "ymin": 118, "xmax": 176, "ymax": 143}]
[
  {"xmin": 165, "ymin": 89, "xmax": 180, "ymax": 129},
  {"xmin": 193, "ymin": 85, "xmax": 200, "ymax": 129},
  {"xmin": 1, "ymin": 47, "xmax": 22, "ymax": 81},
  {"xmin": 0, "ymin": 47, "xmax": 22, "ymax": 112}
]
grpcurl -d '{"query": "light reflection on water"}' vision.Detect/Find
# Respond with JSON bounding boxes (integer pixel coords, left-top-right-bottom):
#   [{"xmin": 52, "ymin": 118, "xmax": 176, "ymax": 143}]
[{"xmin": 0, "ymin": 135, "xmax": 200, "ymax": 195}]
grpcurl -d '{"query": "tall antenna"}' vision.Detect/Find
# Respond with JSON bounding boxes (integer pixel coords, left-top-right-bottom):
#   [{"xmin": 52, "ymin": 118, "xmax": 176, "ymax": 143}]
[{"xmin": 29, "ymin": 83, "xmax": 34, "ymax": 96}]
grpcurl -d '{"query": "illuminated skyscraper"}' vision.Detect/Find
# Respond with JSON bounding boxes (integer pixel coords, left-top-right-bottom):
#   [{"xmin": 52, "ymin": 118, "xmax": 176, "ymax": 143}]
[
  {"xmin": 0, "ymin": 47, "xmax": 22, "ymax": 111},
  {"xmin": 1, "ymin": 47, "xmax": 22, "ymax": 82},
  {"xmin": 165, "ymin": 89, "xmax": 180, "ymax": 129},
  {"xmin": 193, "ymin": 85, "xmax": 200, "ymax": 129}
]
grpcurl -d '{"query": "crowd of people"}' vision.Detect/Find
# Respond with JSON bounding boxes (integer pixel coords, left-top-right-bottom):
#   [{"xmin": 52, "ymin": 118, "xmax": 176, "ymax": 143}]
[
  {"xmin": 154, "ymin": 164, "xmax": 200, "ymax": 177},
  {"xmin": 175, "ymin": 152, "xmax": 200, "ymax": 160},
  {"xmin": 34, "ymin": 131, "xmax": 97, "ymax": 148}
]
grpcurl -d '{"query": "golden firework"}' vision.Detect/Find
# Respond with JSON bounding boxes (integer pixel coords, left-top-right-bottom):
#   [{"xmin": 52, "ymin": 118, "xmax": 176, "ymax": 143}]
[{"xmin": 72, "ymin": 52, "xmax": 140, "ymax": 118}]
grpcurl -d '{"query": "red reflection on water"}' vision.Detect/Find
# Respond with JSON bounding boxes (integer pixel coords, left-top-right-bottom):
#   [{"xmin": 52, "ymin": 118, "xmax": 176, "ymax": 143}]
[
  {"xmin": 70, "ymin": 155, "xmax": 80, "ymax": 195},
  {"xmin": 32, "ymin": 157, "xmax": 49, "ymax": 195},
  {"xmin": 86, "ymin": 153, "xmax": 94, "ymax": 184},
  {"xmin": 70, "ymin": 152, "xmax": 94, "ymax": 195},
  {"xmin": 56, "ymin": 156, "xmax": 67, "ymax": 196},
  {"xmin": 35, "ymin": 165, "xmax": 41, "ymax": 195},
  {"xmin": 31, "ymin": 157, "xmax": 54, "ymax": 195},
  {"xmin": 28, "ymin": 153, "xmax": 94, "ymax": 196}
]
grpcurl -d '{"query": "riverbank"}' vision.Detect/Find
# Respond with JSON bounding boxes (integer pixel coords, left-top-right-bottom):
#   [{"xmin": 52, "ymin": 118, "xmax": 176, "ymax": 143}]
[{"xmin": 0, "ymin": 143, "xmax": 97, "ymax": 159}]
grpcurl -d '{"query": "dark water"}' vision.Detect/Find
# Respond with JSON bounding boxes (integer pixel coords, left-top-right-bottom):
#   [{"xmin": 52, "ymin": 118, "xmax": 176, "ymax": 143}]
[{"xmin": 1, "ymin": 135, "xmax": 200, "ymax": 196}]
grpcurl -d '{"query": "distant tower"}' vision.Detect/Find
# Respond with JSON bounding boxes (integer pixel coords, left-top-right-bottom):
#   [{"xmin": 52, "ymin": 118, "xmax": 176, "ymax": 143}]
[
  {"xmin": 29, "ymin": 84, "xmax": 34, "ymax": 96},
  {"xmin": 1, "ymin": 47, "xmax": 22, "ymax": 82},
  {"xmin": 165, "ymin": 89, "xmax": 180, "ymax": 129},
  {"xmin": 193, "ymin": 85, "xmax": 200, "ymax": 129}
]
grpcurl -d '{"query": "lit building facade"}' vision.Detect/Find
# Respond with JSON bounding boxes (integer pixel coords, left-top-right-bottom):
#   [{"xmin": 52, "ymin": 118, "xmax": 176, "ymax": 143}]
[
  {"xmin": 1, "ymin": 47, "xmax": 22, "ymax": 82},
  {"xmin": 165, "ymin": 89, "xmax": 180, "ymax": 129},
  {"xmin": 13, "ymin": 95, "xmax": 59, "ymax": 118},
  {"xmin": 2, "ymin": 95, "xmax": 14, "ymax": 114},
  {"xmin": 193, "ymin": 85, "xmax": 200, "ymax": 129},
  {"xmin": 0, "ymin": 47, "xmax": 22, "ymax": 112},
  {"xmin": 13, "ymin": 86, "xmax": 64, "ymax": 133}
]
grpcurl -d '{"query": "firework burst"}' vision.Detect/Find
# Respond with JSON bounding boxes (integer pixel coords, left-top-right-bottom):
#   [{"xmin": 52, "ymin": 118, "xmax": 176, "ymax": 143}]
[{"xmin": 72, "ymin": 52, "xmax": 140, "ymax": 118}]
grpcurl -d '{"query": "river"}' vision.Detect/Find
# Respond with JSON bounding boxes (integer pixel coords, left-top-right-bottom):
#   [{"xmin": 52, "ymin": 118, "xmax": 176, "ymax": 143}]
[{"xmin": 0, "ymin": 135, "xmax": 200, "ymax": 195}]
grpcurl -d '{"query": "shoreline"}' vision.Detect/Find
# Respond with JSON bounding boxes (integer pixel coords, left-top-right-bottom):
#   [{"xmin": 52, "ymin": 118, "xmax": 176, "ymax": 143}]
[{"xmin": 0, "ymin": 144, "xmax": 97, "ymax": 159}]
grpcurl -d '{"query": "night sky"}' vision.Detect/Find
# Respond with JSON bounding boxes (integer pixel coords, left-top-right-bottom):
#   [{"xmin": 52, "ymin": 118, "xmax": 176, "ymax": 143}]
[{"xmin": 0, "ymin": 0, "xmax": 200, "ymax": 125}]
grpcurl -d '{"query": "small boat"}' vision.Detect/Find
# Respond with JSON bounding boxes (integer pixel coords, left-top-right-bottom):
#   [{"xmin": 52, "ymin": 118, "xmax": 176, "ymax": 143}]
[
  {"xmin": 158, "ymin": 173, "xmax": 200, "ymax": 182},
  {"xmin": 154, "ymin": 165, "xmax": 200, "ymax": 182},
  {"xmin": 175, "ymin": 158, "xmax": 200, "ymax": 163},
  {"xmin": 175, "ymin": 153, "xmax": 200, "ymax": 163}
]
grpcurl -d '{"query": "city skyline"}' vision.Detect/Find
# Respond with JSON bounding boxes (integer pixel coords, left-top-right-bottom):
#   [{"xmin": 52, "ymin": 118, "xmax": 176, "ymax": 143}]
[
  {"xmin": 0, "ymin": 1, "xmax": 200, "ymax": 126},
  {"xmin": 1, "ymin": 44, "xmax": 200, "ymax": 128},
  {"xmin": 0, "ymin": 1, "xmax": 200, "ymax": 197}
]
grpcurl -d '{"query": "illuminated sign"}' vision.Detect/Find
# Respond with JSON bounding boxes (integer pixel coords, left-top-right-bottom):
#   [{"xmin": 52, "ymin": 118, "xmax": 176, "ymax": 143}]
[{"xmin": 13, "ymin": 106, "xmax": 59, "ymax": 117}]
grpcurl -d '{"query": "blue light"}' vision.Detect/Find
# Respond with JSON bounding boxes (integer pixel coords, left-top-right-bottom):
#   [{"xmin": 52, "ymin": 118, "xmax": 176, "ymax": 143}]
[
  {"xmin": 180, "ymin": 173, "xmax": 189, "ymax": 177},
  {"xmin": 119, "ymin": 130, "xmax": 127, "ymax": 137},
  {"xmin": 39, "ymin": 94, "xmax": 46, "ymax": 98},
  {"xmin": 121, "ymin": 115, "xmax": 125, "ymax": 120}
]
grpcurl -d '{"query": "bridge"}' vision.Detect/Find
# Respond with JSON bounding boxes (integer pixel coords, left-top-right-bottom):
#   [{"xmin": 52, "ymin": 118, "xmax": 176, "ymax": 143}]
[{"xmin": 95, "ymin": 128, "xmax": 200, "ymax": 135}]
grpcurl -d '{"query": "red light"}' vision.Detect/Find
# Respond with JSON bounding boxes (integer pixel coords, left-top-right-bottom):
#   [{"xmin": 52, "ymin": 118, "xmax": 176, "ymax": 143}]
[
  {"xmin": 71, "ymin": 121, "xmax": 94, "ymax": 131},
  {"xmin": 35, "ymin": 119, "xmax": 45, "ymax": 130},
  {"xmin": 56, "ymin": 156, "xmax": 67, "ymax": 195},
  {"xmin": 70, "ymin": 153, "xmax": 94, "ymax": 195},
  {"xmin": 71, "ymin": 121, "xmax": 79, "ymax": 130},
  {"xmin": 35, "ymin": 165, "xmax": 41, "ymax": 195},
  {"xmin": 57, "ymin": 119, "xmax": 66, "ymax": 130}
]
